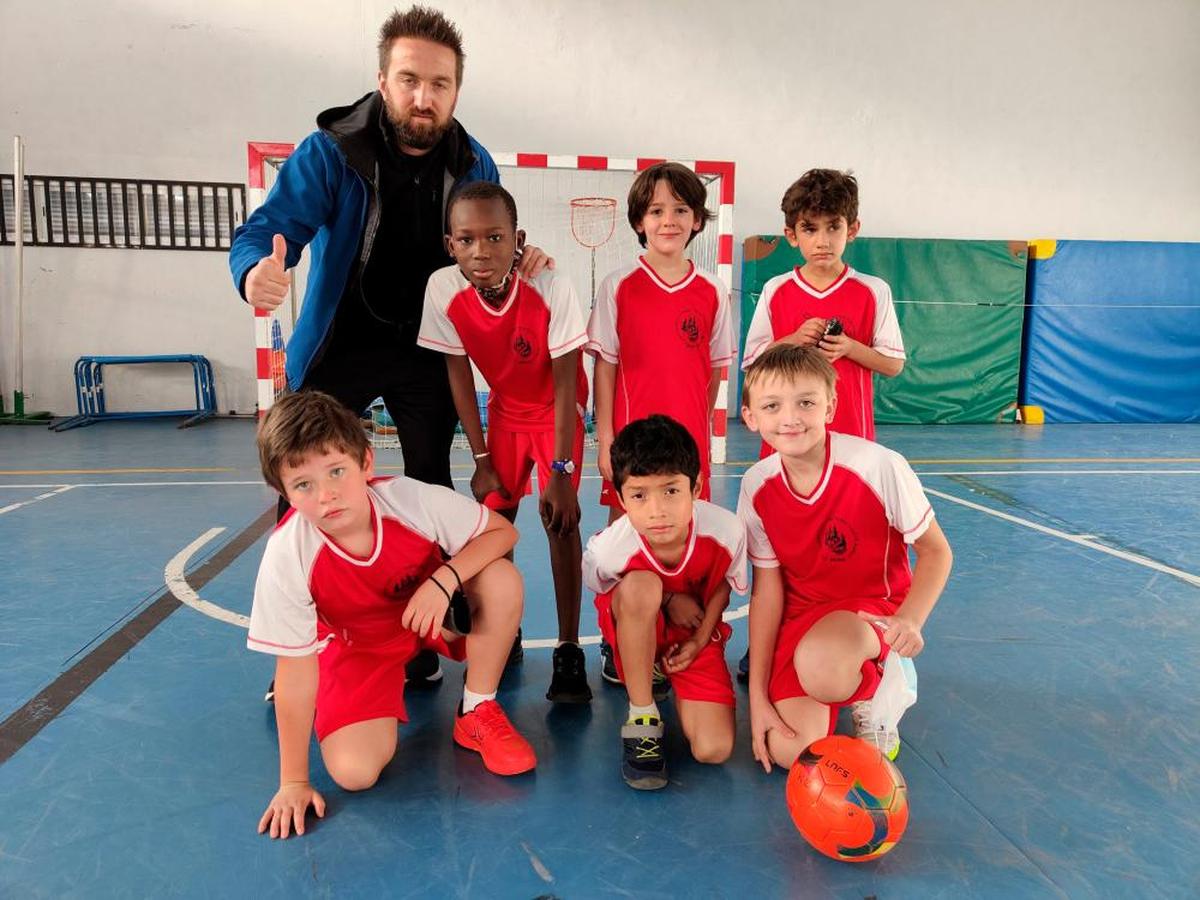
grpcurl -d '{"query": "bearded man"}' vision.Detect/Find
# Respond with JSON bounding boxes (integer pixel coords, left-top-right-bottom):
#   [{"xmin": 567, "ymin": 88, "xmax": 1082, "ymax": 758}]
[{"xmin": 231, "ymin": 6, "xmax": 544, "ymax": 686}]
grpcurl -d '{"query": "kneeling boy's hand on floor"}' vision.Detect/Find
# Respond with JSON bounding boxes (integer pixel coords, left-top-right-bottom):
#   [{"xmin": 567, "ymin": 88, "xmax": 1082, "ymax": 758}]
[{"xmin": 258, "ymin": 781, "xmax": 326, "ymax": 840}]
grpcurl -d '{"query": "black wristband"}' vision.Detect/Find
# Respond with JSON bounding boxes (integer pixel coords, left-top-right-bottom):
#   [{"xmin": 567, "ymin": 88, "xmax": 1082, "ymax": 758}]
[
  {"xmin": 428, "ymin": 576, "xmax": 452, "ymax": 603},
  {"xmin": 441, "ymin": 562, "xmax": 464, "ymax": 593}
]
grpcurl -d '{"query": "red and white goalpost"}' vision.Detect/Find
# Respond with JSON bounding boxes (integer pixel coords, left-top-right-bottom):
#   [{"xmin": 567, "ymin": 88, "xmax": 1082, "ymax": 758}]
[{"xmin": 245, "ymin": 144, "xmax": 736, "ymax": 463}]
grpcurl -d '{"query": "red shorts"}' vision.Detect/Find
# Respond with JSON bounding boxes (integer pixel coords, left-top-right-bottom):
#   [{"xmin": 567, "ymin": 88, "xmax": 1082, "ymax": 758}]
[
  {"xmin": 484, "ymin": 424, "xmax": 584, "ymax": 511},
  {"xmin": 595, "ymin": 590, "xmax": 734, "ymax": 706},
  {"xmin": 313, "ymin": 631, "xmax": 467, "ymax": 742},
  {"xmin": 768, "ymin": 599, "xmax": 895, "ymax": 735},
  {"xmin": 599, "ymin": 462, "xmax": 712, "ymax": 508}
]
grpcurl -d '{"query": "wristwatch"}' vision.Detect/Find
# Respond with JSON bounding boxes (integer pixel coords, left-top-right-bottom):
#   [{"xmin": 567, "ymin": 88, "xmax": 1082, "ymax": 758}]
[{"xmin": 550, "ymin": 458, "xmax": 576, "ymax": 475}]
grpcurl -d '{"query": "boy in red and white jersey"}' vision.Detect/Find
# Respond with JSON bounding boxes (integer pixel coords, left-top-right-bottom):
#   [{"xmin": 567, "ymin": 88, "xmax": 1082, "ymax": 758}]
[
  {"xmin": 249, "ymin": 391, "xmax": 535, "ymax": 840},
  {"xmin": 741, "ymin": 169, "xmax": 905, "ymax": 442},
  {"xmin": 583, "ymin": 415, "xmax": 747, "ymax": 790},
  {"xmin": 586, "ymin": 162, "xmax": 735, "ymax": 518},
  {"xmin": 418, "ymin": 182, "xmax": 591, "ymax": 704},
  {"xmin": 737, "ymin": 345, "xmax": 951, "ymax": 769}
]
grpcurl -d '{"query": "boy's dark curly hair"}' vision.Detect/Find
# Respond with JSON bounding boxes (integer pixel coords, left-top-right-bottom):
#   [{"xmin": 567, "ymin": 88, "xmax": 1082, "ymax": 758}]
[{"xmin": 780, "ymin": 168, "xmax": 859, "ymax": 230}]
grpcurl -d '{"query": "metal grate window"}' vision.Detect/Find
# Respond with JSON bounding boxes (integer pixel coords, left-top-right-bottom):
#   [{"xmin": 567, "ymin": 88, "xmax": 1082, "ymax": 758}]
[{"xmin": 1, "ymin": 174, "xmax": 245, "ymax": 250}]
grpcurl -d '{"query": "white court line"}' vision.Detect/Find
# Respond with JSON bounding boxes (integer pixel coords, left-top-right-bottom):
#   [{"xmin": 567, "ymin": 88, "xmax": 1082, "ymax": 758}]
[
  {"xmin": 925, "ymin": 487, "xmax": 1200, "ymax": 588},
  {"xmin": 164, "ymin": 527, "xmax": 752, "ymax": 645},
  {"xmin": 0, "ymin": 484, "xmax": 74, "ymax": 516},
  {"xmin": 3, "ymin": 469, "xmax": 1198, "ymax": 492},
  {"xmin": 915, "ymin": 469, "xmax": 1200, "ymax": 477},
  {"xmin": 165, "ymin": 527, "xmax": 251, "ymax": 628},
  {"xmin": 0, "ymin": 481, "xmax": 262, "ymax": 489}
]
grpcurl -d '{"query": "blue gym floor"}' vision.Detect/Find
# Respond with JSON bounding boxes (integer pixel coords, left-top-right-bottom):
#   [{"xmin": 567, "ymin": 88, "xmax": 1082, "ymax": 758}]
[{"xmin": 1, "ymin": 419, "xmax": 1197, "ymax": 899}]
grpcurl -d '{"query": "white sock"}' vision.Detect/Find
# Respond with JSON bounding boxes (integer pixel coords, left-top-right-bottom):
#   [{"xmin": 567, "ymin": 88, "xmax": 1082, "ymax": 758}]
[
  {"xmin": 462, "ymin": 688, "xmax": 496, "ymax": 714},
  {"xmin": 628, "ymin": 702, "xmax": 660, "ymax": 722}
]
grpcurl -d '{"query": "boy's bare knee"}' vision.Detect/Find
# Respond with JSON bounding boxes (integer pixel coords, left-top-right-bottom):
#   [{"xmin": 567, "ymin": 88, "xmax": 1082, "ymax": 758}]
[
  {"xmin": 796, "ymin": 648, "xmax": 861, "ymax": 705},
  {"xmin": 690, "ymin": 733, "xmax": 734, "ymax": 765},
  {"xmin": 614, "ymin": 570, "xmax": 663, "ymax": 616},
  {"xmin": 326, "ymin": 758, "xmax": 383, "ymax": 792},
  {"xmin": 766, "ymin": 733, "xmax": 801, "ymax": 770},
  {"xmin": 543, "ymin": 520, "xmax": 580, "ymax": 540},
  {"xmin": 469, "ymin": 559, "xmax": 524, "ymax": 615}
]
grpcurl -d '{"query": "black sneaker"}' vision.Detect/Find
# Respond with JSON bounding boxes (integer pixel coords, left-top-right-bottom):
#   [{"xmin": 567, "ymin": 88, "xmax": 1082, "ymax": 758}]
[
  {"xmin": 621, "ymin": 716, "xmax": 668, "ymax": 790},
  {"xmin": 600, "ymin": 640, "xmax": 622, "ymax": 685},
  {"xmin": 405, "ymin": 649, "xmax": 443, "ymax": 687},
  {"xmin": 737, "ymin": 649, "xmax": 750, "ymax": 683},
  {"xmin": 264, "ymin": 679, "xmax": 275, "ymax": 703},
  {"xmin": 546, "ymin": 643, "xmax": 592, "ymax": 704},
  {"xmin": 506, "ymin": 628, "xmax": 524, "ymax": 668}
]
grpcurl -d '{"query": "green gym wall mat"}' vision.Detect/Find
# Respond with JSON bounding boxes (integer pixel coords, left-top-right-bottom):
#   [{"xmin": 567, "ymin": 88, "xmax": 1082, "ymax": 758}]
[{"xmin": 741, "ymin": 237, "xmax": 1028, "ymax": 424}]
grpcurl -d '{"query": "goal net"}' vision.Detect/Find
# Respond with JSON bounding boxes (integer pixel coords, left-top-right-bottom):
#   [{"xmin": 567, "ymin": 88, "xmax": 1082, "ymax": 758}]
[{"xmin": 244, "ymin": 146, "xmax": 735, "ymax": 462}]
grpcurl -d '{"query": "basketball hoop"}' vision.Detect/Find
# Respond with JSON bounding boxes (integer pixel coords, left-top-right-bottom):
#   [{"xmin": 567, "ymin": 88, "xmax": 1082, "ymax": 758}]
[
  {"xmin": 570, "ymin": 197, "xmax": 617, "ymax": 249},
  {"xmin": 569, "ymin": 197, "xmax": 617, "ymax": 307}
]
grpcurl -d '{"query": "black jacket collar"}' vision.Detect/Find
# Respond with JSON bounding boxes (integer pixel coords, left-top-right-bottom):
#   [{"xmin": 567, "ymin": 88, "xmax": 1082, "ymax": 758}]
[{"xmin": 317, "ymin": 92, "xmax": 476, "ymax": 186}]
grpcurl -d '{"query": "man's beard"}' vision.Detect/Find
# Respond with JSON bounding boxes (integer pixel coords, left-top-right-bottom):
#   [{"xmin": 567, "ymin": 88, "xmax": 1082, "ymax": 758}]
[{"xmin": 386, "ymin": 104, "xmax": 451, "ymax": 151}]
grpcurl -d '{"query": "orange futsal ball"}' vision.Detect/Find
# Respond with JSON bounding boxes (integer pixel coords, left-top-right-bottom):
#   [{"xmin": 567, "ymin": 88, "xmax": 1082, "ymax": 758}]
[{"xmin": 786, "ymin": 735, "xmax": 909, "ymax": 862}]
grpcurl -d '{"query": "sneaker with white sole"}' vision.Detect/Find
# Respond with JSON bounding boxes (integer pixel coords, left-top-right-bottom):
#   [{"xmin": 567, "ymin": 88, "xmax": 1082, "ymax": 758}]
[
  {"xmin": 600, "ymin": 640, "xmax": 621, "ymax": 685},
  {"xmin": 621, "ymin": 715, "xmax": 667, "ymax": 790},
  {"xmin": 405, "ymin": 648, "xmax": 443, "ymax": 687},
  {"xmin": 850, "ymin": 699, "xmax": 900, "ymax": 760}
]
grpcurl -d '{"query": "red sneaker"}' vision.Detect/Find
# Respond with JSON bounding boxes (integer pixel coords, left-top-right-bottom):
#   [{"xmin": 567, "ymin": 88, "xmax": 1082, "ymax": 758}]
[{"xmin": 453, "ymin": 700, "xmax": 537, "ymax": 775}]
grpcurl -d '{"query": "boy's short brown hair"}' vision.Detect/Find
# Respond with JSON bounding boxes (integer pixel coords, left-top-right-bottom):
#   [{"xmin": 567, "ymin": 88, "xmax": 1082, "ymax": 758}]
[
  {"xmin": 257, "ymin": 391, "xmax": 370, "ymax": 495},
  {"xmin": 741, "ymin": 344, "xmax": 838, "ymax": 408},
  {"xmin": 780, "ymin": 168, "xmax": 859, "ymax": 230},
  {"xmin": 378, "ymin": 5, "xmax": 465, "ymax": 84},
  {"xmin": 626, "ymin": 162, "xmax": 714, "ymax": 248}
]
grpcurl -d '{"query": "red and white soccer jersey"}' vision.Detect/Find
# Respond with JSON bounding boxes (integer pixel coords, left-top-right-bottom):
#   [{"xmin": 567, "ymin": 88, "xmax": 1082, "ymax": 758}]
[
  {"xmin": 738, "ymin": 433, "xmax": 933, "ymax": 713},
  {"xmin": 586, "ymin": 258, "xmax": 735, "ymax": 496},
  {"xmin": 248, "ymin": 476, "xmax": 488, "ymax": 655},
  {"xmin": 584, "ymin": 500, "xmax": 748, "ymax": 705},
  {"xmin": 583, "ymin": 500, "xmax": 749, "ymax": 600},
  {"xmin": 248, "ymin": 477, "xmax": 490, "ymax": 738},
  {"xmin": 737, "ymin": 432, "xmax": 933, "ymax": 617},
  {"xmin": 741, "ymin": 267, "xmax": 905, "ymax": 440},
  {"xmin": 418, "ymin": 267, "xmax": 589, "ymax": 432}
]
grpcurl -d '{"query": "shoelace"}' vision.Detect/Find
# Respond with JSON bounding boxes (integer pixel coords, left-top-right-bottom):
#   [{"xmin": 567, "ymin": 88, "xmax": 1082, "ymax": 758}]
[
  {"xmin": 468, "ymin": 701, "xmax": 515, "ymax": 739},
  {"xmin": 635, "ymin": 737, "xmax": 663, "ymax": 761},
  {"xmin": 554, "ymin": 649, "xmax": 584, "ymax": 677}
]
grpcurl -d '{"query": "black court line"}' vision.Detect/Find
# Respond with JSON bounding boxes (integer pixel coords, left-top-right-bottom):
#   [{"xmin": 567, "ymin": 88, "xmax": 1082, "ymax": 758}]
[{"xmin": 0, "ymin": 507, "xmax": 275, "ymax": 766}]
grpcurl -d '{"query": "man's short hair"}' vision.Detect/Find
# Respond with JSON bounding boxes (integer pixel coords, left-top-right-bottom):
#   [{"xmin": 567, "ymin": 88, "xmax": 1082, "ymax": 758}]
[
  {"xmin": 257, "ymin": 391, "xmax": 370, "ymax": 496},
  {"xmin": 626, "ymin": 162, "xmax": 714, "ymax": 249},
  {"xmin": 378, "ymin": 5, "xmax": 465, "ymax": 84},
  {"xmin": 741, "ymin": 344, "xmax": 838, "ymax": 408},
  {"xmin": 610, "ymin": 414, "xmax": 701, "ymax": 494},
  {"xmin": 446, "ymin": 181, "xmax": 519, "ymax": 232},
  {"xmin": 780, "ymin": 168, "xmax": 859, "ymax": 230}
]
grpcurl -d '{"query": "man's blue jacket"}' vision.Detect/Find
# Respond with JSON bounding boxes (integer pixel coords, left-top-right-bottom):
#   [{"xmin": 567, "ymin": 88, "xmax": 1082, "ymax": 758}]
[{"xmin": 229, "ymin": 91, "xmax": 499, "ymax": 389}]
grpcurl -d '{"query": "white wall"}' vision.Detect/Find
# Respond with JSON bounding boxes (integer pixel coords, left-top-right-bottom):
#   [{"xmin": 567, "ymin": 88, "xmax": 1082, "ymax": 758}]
[{"xmin": 2, "ymin": 0, "xmax": 1198, "ymax": 414}]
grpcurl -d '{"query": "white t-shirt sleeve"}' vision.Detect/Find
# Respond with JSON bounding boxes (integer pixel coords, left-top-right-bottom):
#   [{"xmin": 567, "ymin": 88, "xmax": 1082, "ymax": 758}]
[
  {"xmin": 582, "ymin": 522, "xmax": 633, "ymax": 595},
  {"xmin": 741, "ymin": 282, "xmax": 778, "ymax": 370},
  {"xmin": 724, "ymin": 518, "xmax": 750, "ymax": 594},
  {"xmin": 881, "ymin": 451, "xmax": 934, "ymax": 543},
  {"xmin": 736, "ymin": 477, "xmax": 779, "ymax": 568},
  {"xmin": 409, "ymin": 480, "xmax": 490, "ymax": 555},
  {"xmin": 869, "ymin": 278, "xmax": 906, "ymax": 360},
  {"xmin": 709, "ymin": 278, "xmax": 735, "ymax": 367},
  {"xmin": 543, "ymin": 273, "xmax": 588, "ymax": 359},
  {"xmin": 585, "ymin": 272, "xmax": 620, "ymax": 363},
  {"xmin": 417, "ymin": 269, "xmax": 467, "ymax": 356},
  {"xmin": 247, "ymin": 536, "xmax": 320, "ymax": 657}
]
